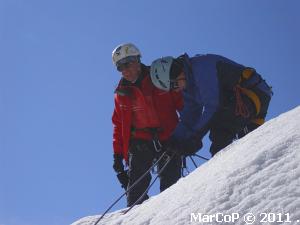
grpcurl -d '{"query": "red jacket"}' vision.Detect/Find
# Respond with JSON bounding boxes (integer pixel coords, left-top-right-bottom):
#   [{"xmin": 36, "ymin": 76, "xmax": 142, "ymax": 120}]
[{"xmin": 112, "ymin": 65, "xmax": 183, "ymax": 162}]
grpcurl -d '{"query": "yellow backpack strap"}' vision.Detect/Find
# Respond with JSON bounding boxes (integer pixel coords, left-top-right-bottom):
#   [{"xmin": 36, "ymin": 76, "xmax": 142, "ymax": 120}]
[
  {"xmin": 239, "ymin": 67, "xmax": 256, "ymax": 83},
  {"xmin": 239, "ymin": 87, "xmax": 261, "ymax": 116},
  {"xmin": 251, "ymin": 118, "xmax": 265, "ymax": 125},
  {"xmin": 242, "ymin": 68, "xmax": 255, "ymax": 79},
  {"xmin": 237, "ymin": 67, "xmax": 262, "ymax": 116}
]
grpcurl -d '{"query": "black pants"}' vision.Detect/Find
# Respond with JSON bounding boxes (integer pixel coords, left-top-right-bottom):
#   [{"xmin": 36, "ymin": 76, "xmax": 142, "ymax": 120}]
[
  {"xmin": 126, "ymin": 139, "xmax": 181, "ymax": 207},
  {"xmin": 209, "ymin": 90, "xmax": 271, "ymax": 156}
]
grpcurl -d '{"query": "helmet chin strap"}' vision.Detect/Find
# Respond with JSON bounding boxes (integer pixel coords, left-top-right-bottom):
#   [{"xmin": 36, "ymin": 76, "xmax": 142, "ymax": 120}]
[{"xmin": 131, "ymin": 78, "xmax": 138, "ymax": 83}]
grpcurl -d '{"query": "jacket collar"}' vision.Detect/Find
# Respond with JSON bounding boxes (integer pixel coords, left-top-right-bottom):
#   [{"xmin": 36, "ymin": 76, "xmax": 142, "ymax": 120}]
[{"xmin": 115, "ymin": 64, "xmax": 150, "ymax": 95}]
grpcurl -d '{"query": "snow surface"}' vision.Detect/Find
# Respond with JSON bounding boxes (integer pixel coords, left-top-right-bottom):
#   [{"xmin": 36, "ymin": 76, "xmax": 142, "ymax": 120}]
[{"xmin": 72, "ymin": 106, "xmax": 300, "ymax": 225}]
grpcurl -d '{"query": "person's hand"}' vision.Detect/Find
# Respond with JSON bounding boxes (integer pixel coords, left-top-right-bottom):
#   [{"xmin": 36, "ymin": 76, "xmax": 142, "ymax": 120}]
[
  {"xmin": 163, "ymin": 137, "xmax": 202, "ymax": 156},
  {"xmin": 116, "ymin": 170, "xmax": 129, "ymax": 189},
  {"xmin": 113, "ymin": 154, "xmax": 124, "ymax": 173},
  {"xmin": 163, "ymin": 137, "xmax": 180, "ymax": 155},
  {"xmin": 182, "ymin": 138, "xmax": 203, "ymax": 156}
]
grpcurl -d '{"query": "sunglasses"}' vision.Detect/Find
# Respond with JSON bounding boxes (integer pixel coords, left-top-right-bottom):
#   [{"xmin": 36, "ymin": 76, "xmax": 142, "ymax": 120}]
[
  {"xmin": 117, "ymin": 61, "xmax": 135, "ymax": 72},
  {"xmin": 116, "ymin": 56, "xmax": 138, "ymax": 72}
]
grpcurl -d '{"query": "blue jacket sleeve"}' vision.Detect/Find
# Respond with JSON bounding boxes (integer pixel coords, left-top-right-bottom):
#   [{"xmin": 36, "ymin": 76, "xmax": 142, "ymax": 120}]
[{"xmin": 172, "ymin": 55, "xmax": 220, "ymax": 141}]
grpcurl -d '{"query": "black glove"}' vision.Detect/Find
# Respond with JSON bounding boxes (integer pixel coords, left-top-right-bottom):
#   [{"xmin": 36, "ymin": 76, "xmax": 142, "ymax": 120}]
[
  {"xmin": 164, "ymin": 137, "xmax": 202, "ymax": 156},
  {"xmin": 182, "ymin": 138, "xmax": 203, "ymax": 156},
  {"xmin": 117, "ymin": 170, "xmax": 129, "ymax": 190},
  {"xmin": 163, "ymin": 137, "xmax": 182, "ymax": 155},
  {"xmin": 113, "ymin": 154, "xmax": 124, "ymax": 173}
]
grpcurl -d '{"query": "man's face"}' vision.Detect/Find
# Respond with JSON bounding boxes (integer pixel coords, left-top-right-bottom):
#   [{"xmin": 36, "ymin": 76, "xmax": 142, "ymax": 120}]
[
  {"xmin": 172, "ymin": 72, "xmax": 186, "ymax": 92},
  {"xmin": 119, "ymin": 60, "xmax": 141, "ymax": 83}
]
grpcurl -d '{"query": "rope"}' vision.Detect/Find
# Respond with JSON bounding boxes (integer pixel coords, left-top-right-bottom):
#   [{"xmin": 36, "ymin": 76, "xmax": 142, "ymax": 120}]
[
  {"xmin": 189, "ymin": 156, "xmax": 198, "ymax": 169},
  {"xmin": 123, "ymin": 152, "xmax": 175, "ymax": 214},
  {"xmin": 193, "ymin": 154, "xmax": 210, "ymax": 161},
  {"xmin": 93, "ymin": 152, "xmax": 167, "ymax": 225},
  {"xmin": 234, "ymin": 85, "xmax": 250, "ymax": 118}
]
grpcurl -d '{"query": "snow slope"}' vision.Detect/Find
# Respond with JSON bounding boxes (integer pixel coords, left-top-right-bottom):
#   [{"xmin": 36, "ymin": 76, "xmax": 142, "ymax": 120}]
[{"xmin": 72, "ymin": 106, "xmax": 300, "ymax": 225}]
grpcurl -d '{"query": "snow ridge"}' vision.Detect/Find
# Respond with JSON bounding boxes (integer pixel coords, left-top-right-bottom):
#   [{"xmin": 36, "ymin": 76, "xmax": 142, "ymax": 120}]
[{"xmin": 73, "ymin": 106, "xmax": 300, "ymax": 225}]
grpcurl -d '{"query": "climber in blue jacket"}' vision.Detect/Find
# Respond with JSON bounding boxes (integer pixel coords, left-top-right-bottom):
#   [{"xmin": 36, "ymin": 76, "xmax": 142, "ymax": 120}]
[{"xmin": 150, "ymin": 53, "xmax": 272, "ymax": 156}]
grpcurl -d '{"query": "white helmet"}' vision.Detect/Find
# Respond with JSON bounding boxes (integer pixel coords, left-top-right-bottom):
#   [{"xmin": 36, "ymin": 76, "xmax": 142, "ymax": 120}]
[
  {"xmin": 112, "ymin": 43, "xmax": 141, "ymax": 65},
  {"xmin": 150, "ymin": 56, "xmax": 174, "ymax": 91}
]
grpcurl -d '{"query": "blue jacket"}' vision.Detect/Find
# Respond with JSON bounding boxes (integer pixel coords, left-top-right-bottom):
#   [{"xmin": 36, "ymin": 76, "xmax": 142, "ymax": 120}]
[{"xmin": 172, "ymin": 53, "xmax": 272, "ymax": 142}]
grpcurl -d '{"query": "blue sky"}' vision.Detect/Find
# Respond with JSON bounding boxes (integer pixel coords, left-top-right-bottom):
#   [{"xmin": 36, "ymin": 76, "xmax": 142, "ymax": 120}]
[{"xmin": 1, "ymin": 1, "xmax": 299, "ymax": 225}]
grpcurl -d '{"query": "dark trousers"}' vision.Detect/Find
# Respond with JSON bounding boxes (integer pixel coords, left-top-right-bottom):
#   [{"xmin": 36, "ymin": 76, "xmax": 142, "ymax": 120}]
[
  {"xmin": 209, "ymin": 90, "xmax": 271, "ymax": 156},
  {"xmin": 126, "ymin": 139, "xmax": 181, "ymax": 207}
]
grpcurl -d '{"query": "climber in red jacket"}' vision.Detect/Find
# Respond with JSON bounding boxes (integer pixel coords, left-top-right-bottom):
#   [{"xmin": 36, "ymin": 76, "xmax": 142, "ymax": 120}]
[{"xmin": 111, "ymin": 43, "xmax": 183, "ymax": 207}]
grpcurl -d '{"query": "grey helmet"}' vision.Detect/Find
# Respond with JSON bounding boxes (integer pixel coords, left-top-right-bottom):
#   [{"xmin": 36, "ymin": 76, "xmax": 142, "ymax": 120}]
[{"xmin": 150, "ymin": 56, "xmax": 174, "ymax": 91}]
